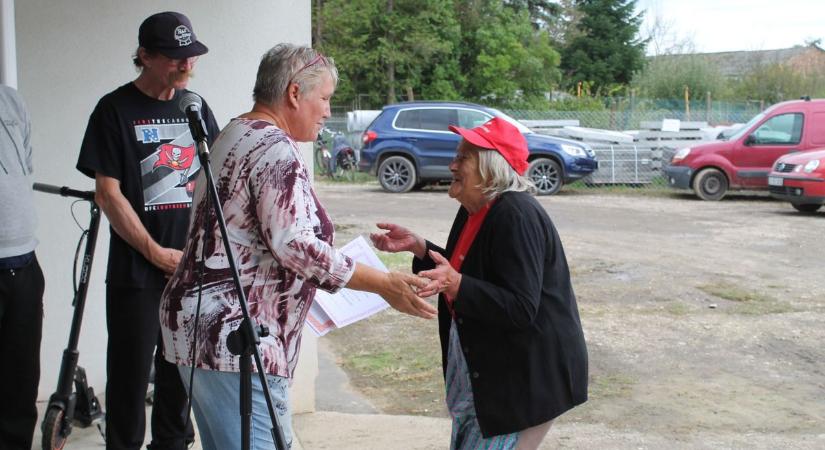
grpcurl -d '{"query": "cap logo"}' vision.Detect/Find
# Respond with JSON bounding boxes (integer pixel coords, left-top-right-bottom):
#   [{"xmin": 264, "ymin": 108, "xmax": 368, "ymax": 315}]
[{"xmin": 174, "ymin": 25, "xmax": 192, "ymax": 46}]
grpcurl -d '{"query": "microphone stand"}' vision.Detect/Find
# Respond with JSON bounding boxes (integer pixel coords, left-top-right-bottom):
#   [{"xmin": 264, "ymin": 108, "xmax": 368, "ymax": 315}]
[{"xmin": 189, "ymin": 121, "xmax": 287, "ymax": 450}]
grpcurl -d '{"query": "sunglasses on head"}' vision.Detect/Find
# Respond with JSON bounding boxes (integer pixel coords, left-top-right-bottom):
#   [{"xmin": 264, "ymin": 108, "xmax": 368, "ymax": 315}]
[{"xmin": 289, "ymin": 53, "xmax": 327, "ymax": 86}]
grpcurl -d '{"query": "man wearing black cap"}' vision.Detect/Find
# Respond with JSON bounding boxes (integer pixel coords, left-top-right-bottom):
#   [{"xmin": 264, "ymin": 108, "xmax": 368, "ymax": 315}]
[{"xmin": 76, "ymin": 11, "xmax": 220, "ymax": 450}]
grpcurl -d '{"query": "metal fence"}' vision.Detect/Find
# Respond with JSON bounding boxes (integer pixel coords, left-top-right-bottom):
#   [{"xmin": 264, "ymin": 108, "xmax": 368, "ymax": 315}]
[
  {"xmin": 325, "ymin": 98, "xmax": 767, "ymax": 189},
  {"xmin": 504, "ymin": 98, "xmax": 763, "ymax": 130}
]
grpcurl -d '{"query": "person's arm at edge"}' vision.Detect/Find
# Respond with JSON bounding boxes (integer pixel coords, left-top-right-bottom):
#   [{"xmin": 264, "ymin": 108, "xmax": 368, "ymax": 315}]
[
  {"xmin": 94, "ymin": 173, "xmax": 181, "ymax": 274},
  {"xmin": 346, "ymin": 262, "xmax": 436, "ymax": 319}
]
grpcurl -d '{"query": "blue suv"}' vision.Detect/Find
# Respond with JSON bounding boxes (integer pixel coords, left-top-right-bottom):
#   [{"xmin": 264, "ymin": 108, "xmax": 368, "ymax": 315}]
[{"xmin": 358, "ymin": 101, "xmax": 598, "ymax": 194}]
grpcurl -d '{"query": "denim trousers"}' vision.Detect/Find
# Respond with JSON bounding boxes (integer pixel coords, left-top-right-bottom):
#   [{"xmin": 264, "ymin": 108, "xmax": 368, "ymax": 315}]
[{"xmin": 178, "ymin": 366, "xmax": 293, "ymax": 450}]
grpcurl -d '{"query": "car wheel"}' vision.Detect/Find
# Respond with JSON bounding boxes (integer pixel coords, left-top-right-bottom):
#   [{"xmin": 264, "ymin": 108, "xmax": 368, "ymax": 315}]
[
  {"xmin": 528, "ymin": 158, "xmax": 562, "ymax": 195},
  {"xmin": 692, "ymin": 168, "xmax": 728, "ymax": 201},
  {"xmin": 791, "ymin": 203, "xmax": 821, "ymax": 213},
  {"xmin": 378, "ymin": 156, "xmax": 417, "ymax": 193}
]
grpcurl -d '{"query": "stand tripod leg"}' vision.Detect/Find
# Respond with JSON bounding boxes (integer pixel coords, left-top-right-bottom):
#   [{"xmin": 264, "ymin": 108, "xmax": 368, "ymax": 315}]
[{"xmin": 240, "ymin": 351, "xmax": 252, "ymax": 450}]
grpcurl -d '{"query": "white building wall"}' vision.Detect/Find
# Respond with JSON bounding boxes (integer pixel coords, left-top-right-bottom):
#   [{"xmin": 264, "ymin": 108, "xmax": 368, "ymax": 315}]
[{"xmin": 15, "ymin": 0, "xmax": 318, "ymax": 412}]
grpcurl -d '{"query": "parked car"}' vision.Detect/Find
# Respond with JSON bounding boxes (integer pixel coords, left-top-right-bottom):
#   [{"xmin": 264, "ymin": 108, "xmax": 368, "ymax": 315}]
[
  {"xmin": 767, "ymin": 149, "xmax": 825, "ymax": 212},
  {"xmin": 664, "ymin": 97, "xmax": 825, "ymax": 200},
  {"xmin": 358, "ymin": 101, "xmax": 598, "ymax": 194}
]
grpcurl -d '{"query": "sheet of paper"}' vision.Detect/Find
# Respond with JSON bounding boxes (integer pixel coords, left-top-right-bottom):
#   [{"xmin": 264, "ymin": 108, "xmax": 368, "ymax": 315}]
[
  {"xmin": 306, "ymin": 236, "xmax": 391, "ymax": 336},
  {"xmin": 306, "ymin": 302, "xmax": 335, "ymax": 337}
]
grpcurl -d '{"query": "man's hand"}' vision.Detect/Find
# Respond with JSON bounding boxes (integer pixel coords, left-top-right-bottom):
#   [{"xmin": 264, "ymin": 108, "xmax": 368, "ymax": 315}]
[
  {"xmin": 149, "ymin": 246, "xmax": 183, "ymax": 275},
  {"xmin": 370, "ymin": 222, "xmax": 426, "ymax": 259},
  {"xmin": 96, "ymin": 174, "xmax": 179, "ymax": 275}
]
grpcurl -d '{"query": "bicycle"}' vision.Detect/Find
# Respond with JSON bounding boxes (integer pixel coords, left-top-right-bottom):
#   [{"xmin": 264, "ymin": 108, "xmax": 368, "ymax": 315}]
[
  {"xmin": 314, "ymin": 130, "xmax": 334, "ymax": 178},
  {"xmin": 33, "ymin": 183, "xmax": 105, "ymax": 450},
  {"xmin": 314, "ymin": 129, "xmax": 358, "ymax": 181}
]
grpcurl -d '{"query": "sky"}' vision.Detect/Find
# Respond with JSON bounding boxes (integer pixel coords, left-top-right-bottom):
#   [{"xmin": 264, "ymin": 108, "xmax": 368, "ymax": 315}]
[{"xmin": 634, "ymin": 0, "xmax": 825, "ymax": 54}]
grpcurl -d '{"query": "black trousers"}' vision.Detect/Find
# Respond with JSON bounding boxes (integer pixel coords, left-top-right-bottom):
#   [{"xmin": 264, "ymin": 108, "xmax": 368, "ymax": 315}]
[
  {"xmin": 105, "ymin": 285, "xmax": 194, "ymax": 450},
  {"xmin": 0, "ymin": 254, "xmax": 44, "ymax": 450}
]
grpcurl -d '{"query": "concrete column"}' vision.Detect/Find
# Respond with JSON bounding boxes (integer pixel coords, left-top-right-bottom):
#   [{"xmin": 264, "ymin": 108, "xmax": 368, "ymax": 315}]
[{"xmin": 0, "ymin": 0, "xmax": 16, "ymax": 87}]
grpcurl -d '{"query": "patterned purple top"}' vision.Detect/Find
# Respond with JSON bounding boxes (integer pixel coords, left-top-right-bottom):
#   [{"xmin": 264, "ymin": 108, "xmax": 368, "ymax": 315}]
[{"xmin": 159, "ymin": 118, "xmax": 355, "ymax": 378}]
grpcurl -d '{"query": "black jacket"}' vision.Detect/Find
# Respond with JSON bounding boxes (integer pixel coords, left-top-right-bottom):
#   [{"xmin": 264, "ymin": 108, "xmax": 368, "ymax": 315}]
[{"xmin": 413, "ymin": 191, "xmax": 588, "ymax": 437}]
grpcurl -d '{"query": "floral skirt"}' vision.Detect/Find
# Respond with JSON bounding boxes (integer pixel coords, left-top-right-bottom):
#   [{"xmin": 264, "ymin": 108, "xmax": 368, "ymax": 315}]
[{"xmin": 446, "ymin": 320, "xmax": 519, "ymax": 450}]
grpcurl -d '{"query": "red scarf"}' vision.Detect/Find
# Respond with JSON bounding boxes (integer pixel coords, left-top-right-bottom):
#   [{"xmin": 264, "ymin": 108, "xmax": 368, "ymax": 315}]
[{"xmin": 445, "ymin": 200, "xmax": 494, "ymax": 316}]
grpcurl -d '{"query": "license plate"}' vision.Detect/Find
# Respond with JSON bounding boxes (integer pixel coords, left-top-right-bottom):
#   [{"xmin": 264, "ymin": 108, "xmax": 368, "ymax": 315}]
[{"xmin": 768, "ymin": 176, "xmax": 783, "ymax": 186}]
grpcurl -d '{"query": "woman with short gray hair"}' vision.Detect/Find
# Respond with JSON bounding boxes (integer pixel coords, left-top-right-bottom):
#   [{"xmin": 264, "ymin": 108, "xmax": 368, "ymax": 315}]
[
  {"xmin": 159, "ymin": 43, "xmax": 436, "ymax": 450},
  {"xmin": 372, "ymin": 117, "xmax": 589, "ymax": 450}
]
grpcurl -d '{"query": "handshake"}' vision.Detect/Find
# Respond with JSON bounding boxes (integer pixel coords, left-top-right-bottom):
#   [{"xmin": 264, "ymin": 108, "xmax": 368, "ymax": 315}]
[{"xmin": 365, "ymin": 222, "xmax": 460, "ymax": 320}]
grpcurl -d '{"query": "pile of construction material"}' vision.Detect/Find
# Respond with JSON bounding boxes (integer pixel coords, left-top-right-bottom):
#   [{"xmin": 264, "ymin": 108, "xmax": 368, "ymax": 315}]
[{"xmin": 529, "ymin": 119, "xmax": 721, "ymax": 184}]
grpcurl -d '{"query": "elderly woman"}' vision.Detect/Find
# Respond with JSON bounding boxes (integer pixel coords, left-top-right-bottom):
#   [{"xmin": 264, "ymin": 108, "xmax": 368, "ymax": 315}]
[
  {"xmin": 371, "ymin": 117, "xmax": 588, "ymax": 449},
  {"xmin": 159, "ymin": 43, "xmax": 436, "ymax": 450}
]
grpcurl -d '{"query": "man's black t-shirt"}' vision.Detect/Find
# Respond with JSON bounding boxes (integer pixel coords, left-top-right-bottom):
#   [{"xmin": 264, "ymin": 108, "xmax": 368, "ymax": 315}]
[{"xmin": 76, "ymin": 82, "xmax": 221, "ymax": 288}]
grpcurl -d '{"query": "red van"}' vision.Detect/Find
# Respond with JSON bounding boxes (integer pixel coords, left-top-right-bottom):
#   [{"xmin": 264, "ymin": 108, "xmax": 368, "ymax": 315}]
[{"xmin": 664, "ymin": 98, "xmax": 825, "ymax": 200}]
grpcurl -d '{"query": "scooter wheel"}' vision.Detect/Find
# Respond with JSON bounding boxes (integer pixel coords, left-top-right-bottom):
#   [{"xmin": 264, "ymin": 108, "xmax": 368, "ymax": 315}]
[{"xmin": 42, "ymin": 406, "xmax": 69, "ymax": 450}]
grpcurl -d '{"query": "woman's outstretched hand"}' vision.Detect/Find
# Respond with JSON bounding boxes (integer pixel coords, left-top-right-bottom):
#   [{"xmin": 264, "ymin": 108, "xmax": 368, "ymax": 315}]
[
  {"xmin": 382, "ymin": 271, "xmax": 438, "ymax": 319},
  {"xmin": 370, "ymin": 222, "xmax": 426, "ymax": 259},
  {"xmin": 418, "ymin": 250, "xmax": 460, "ymax": 298}
]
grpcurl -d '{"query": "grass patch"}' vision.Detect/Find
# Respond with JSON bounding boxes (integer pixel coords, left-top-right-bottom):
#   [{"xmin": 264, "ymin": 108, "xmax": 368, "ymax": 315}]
[
  {"xmin": 327, "ymin": 309, "xmax": 445, "ymax": 416},
  {"xmin": 376, "ymin": 251, "xmax": 412, "ymax": 271},
  {"xmin": 663, "ymin": 301, "xmax": 691, "ymax": 316},
  {"xmin": 589, "ymin": 372, "xmax": 635, "ymax": 399},
  {"xmin": 314, "ymin": 170, "xmax": 376, "ymax": 184},
  {"xmin": 333, "ymin": 222, "xmax": 358, "ymax": 233},
  {"xmin": 566, "ymin": 183, "xmax": 676, "ymax": 197},
  {"xmin": 698, "ymin": 283, "xmax": 772, "ymax": 303},
  {"xmin": 349, "ymin": 350, "xmax": 397, "ymax": 373},
  {"xmin": 698, "ymin": 282, "xmax": 795, "ymax": 315}
]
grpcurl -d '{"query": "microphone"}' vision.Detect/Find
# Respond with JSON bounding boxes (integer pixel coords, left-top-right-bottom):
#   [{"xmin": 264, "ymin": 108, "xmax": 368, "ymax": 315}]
[{"xmin": 179, "ymin": 92, "xmax": 208, "ymax": 143}]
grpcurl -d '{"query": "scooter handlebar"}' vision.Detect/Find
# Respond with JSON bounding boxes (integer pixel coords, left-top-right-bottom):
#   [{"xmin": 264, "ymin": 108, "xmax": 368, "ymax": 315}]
[{"xmin": 33, "ymin": 182, "xmax": 95, "ymax": 201}]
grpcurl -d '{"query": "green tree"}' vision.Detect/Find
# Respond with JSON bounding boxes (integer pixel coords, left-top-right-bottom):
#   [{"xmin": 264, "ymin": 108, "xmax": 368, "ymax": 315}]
[
  {"xmin": 734, "ymin": 64, "xmax": 825, "ymax": 104},
  {"xmin": 456, "ymin": 0, "xmax": 561, "ymax": 106},
  {"xmin": 504, "ymin": 0, "xmax": 561, "ymax": 30},
  {"xmin": 318, "ymin": 0, "xmax": 462, "ymax": 108},
  {"xmin": 316, "ymin": 0, "xmax": 562, "ymax": 108},
  {"xmin": 560, "ymin": 0, "xmax": 647, "ymax": 94},
  {"xmin": 632, "ymin": 55, "xmax": 731, "ymax": 100}
]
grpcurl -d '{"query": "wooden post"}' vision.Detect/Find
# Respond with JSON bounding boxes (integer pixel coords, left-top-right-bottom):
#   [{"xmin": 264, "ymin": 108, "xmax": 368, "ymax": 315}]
[
  {"xmin": 577, "ymin": 81, "xmax": 582, "ymax": 97},
  {"xmin": 684, "ymin": 85, "xmax": 690, "ymax": 121}
]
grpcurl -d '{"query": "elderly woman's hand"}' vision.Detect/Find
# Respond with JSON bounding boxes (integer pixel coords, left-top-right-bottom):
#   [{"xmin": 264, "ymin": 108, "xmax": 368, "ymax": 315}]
[
  {"xmin": 418, "ymin": 250, "xmax": 461, "ymax": 298},
  {"xmin": 382, "ymin": 271, "xmax": 438, "ymax": 319},
  {"xmin": 370, "ymin": 222, "xmax": 426, "ymax": 259}
]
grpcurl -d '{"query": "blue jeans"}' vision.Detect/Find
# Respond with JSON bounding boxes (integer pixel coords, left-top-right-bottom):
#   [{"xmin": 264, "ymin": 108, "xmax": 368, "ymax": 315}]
[{"xmin": 178, "ymin": 366, "xmax": 293, "ymax": 450}]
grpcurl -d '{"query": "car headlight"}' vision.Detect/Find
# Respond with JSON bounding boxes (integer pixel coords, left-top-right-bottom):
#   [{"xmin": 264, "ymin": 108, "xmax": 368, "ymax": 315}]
[
  {"xmin": 672, "ymin": 148, "xmax": 691, "ymax": 162},
  {"xmin": 560, "ymin": 144, "xmax": 587, "ymax": 158},
  {"xmin": 803, "ymin": 160, "xmax": 821, "ymax": 173}
]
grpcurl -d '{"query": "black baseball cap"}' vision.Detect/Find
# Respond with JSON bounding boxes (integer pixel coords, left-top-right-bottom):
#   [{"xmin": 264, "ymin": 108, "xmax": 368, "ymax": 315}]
[{"xmin": 138, "ymin": 12, "xmax": 208, "ymax": 59}]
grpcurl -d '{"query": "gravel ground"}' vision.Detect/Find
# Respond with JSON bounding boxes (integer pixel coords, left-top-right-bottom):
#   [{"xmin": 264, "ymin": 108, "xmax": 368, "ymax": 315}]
[{"xmin": 315, "ymin": 181, "xmax": 825, "ymax": 448}]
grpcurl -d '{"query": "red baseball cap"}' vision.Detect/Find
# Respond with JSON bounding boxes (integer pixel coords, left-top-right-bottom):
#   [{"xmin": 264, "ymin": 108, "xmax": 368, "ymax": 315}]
[{"xmin": 449, "ymin": 117, "xmax": 529, "ymax": 175}]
